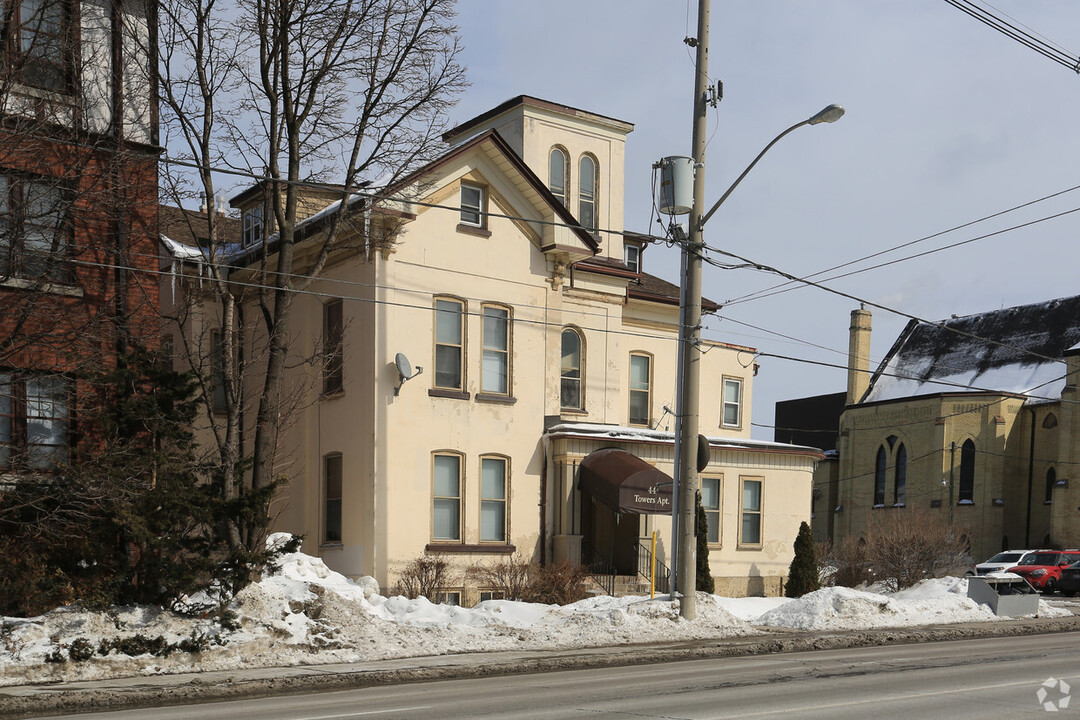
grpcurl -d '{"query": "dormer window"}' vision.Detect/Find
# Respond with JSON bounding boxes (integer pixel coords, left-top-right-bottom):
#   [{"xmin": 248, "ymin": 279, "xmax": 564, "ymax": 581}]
[
  {"xmin": 460, "ymin": 184, "xmax": 484, "ymax": 227},
  {"xmin": 241, "ymin": 205, "xmax": 263, "ymax": 248},
  {"xmin": 578, "ymin": 155, "xmax": 596, "ymax": 231},
  {"xmin": 623, "ymin": 243, "xmax": 641, "ymax": 273}
]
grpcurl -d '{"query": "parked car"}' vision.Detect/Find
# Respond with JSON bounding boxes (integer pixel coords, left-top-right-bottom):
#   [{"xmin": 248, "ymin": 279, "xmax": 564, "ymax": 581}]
[
  {"xmin": 1059, "ymin": 561, "xmax": 1080, "ymax": 597},
  {"xmin": 1006, "ymin": 550, "xmax": 1080, "ymax": 593},
  {"xmin": 976, "ymin": 550, "xmax": 1035, "ymax": 575}
]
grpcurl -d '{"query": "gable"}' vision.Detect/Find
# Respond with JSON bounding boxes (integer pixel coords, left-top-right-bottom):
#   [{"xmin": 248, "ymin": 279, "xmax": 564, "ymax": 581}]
[{"xmin": 387, "ymin": 130, "xmax": 598, "ymax": 264}]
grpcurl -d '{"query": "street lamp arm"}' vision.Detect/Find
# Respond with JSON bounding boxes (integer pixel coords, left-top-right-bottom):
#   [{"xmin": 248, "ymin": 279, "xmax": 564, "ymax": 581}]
[
  {"xmin": 698, "ymin": 104, "xmax": 844, "ymax": 230},
  {"xmin": 699, "ymin": 119, "xmax": 808, "ymax": 229}
]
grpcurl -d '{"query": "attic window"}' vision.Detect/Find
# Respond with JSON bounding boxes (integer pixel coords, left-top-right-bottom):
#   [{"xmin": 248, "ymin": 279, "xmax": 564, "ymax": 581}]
[
  {"xmin": 460, "ymin": 184, "xmax": 484, "ymax": 227},
  {"xmin": 242, "ymin": 206, "xmax": 263, "ymax": 248},
  {"xmin": 623, "ymin": 243, "xmax": 641, "ymax": 273}
]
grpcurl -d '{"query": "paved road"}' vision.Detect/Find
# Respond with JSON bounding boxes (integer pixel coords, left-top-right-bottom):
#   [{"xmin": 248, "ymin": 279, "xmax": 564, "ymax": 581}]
[{"xmin": 38, "ymin": 632, "xmax": 1080, "ymax": 719}]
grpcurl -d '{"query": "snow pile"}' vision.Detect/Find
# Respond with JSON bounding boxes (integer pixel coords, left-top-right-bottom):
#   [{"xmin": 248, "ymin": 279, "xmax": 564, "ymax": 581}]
[
  {"xmin": 756, "ymin": 577, "xmax": 1067, "ymax": 630},
  {"xmin": 0, "ymin": 538, "xmax": 1069, "ymax": 687}
]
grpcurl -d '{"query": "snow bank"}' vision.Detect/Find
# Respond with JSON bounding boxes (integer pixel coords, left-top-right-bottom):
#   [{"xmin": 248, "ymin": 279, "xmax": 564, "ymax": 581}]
[{"xmin": 0, "ymin": 538, "xmax": 1069, "ymax": 687}]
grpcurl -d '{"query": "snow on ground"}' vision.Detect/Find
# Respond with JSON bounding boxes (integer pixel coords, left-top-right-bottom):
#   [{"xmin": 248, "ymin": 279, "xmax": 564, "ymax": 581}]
[{"xmin": 0, "ymin": 536, "xmax": 1068, "ymax": 687}]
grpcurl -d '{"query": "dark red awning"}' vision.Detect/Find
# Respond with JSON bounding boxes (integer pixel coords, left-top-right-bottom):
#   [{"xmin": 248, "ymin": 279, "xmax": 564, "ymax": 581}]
[{"xmin": 578, "ymin": 448, "xmax": 673, "ymax": 515}]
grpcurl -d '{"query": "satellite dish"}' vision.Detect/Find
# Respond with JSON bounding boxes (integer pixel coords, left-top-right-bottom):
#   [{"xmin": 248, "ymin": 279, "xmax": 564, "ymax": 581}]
[
  {"xmin": 394, "ymin": 352, "xmax": 422, "ymax": 396},
  {"xmin": 395, "ymin": 353, "xmax": 412, "ymax": 379}
]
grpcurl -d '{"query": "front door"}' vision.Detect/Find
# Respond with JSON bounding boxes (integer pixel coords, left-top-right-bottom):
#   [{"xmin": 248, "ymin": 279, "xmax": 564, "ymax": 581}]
[{"xmin": 581, "ymin": 494, "xmax": 640, "ymax": 575}]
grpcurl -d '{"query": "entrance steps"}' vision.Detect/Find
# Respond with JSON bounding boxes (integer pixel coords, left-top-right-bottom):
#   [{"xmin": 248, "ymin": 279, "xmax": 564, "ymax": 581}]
[{"xmin": 586, "ymin": 574, "xmax": 655, "ymax": 597}]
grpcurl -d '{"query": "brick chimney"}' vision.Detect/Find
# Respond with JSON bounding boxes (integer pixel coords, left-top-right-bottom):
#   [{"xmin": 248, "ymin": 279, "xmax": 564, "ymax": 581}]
[{"xmin": 847, "ymin": 305, "xmax": 872, "ymax": 405}]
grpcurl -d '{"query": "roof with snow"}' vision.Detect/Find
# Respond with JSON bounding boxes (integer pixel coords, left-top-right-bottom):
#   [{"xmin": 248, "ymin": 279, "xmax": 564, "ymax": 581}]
[{"xmin": 863, "ymin": 295, "xmax": 1080, "ymax": 405}]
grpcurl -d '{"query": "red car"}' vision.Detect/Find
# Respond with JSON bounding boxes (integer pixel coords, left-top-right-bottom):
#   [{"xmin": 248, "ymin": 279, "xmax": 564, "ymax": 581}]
[{"xmin": 1007, "ymin": 550, "xmax": 1080, "ymax": 593}]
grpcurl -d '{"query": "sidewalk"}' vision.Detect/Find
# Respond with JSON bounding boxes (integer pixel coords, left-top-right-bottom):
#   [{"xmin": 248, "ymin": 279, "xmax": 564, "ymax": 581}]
[{"xmin": 3, "ymin": 613, "xmax": 1080, "ymax": 718}]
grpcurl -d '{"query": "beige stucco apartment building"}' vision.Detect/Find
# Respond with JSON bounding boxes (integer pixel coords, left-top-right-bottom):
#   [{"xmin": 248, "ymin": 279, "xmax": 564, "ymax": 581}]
[{"xmin": 163, "ymin": 97, "xmax": 822, "ymax": 602}]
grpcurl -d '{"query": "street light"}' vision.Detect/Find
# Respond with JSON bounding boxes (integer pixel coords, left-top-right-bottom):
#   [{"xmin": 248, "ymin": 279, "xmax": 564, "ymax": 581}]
[
  {"xmin": 699, "ymin": 104, "xmax": 845, "ymax": 228},
  {"xmin": 666, "ymin": 102, "xmax": 844, "ymax": 620}
]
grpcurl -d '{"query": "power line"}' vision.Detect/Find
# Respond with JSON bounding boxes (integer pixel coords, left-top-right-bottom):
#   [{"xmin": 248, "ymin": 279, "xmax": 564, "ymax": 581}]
[
  {"xmin": 723, "ymin": 182, "xmax": 1080, "ymax": 307},
  {"xmin": 943, "ymin": 0, "xmax": 1080, "ymax": 73}
]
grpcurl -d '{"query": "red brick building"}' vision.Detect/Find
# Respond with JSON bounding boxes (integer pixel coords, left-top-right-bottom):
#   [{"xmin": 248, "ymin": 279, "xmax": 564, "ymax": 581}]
[{"xmin": 0, "ymin": 0, "xmax": 159, "ymax": 472}]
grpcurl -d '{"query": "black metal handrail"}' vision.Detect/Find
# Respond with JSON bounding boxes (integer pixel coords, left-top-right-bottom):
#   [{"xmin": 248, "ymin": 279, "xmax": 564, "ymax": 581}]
[
  {"xmin": 635, "ymin": 541, "xmax": 670, "ymax": 595},
  {"xmin": 581, "ymin": 539, "xmax": 616, "ymax": 595}
]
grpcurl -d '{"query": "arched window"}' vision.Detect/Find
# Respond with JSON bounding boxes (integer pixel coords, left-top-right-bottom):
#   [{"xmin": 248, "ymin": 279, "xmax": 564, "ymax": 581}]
[
  {"xmin": 578, "ymin": 155, "xmax": 596, "ymax": 231},
  {"xmin": 893, "ymin": 443, "xmax": 906, "ymax": 505},
  {"xmin": 560, "ymin": 328, "xmax": 583, "ymax": 410},
  {"xmin": 874, "ymin": 445, "xmax": 887, "ymax": 506},
  {"xmin": 549, "ymin": 147, "xmax": 567, "ymax": 206},
  {"xmin": 1046, "ymin": 467, "xmax": 1056, "ymax": 504},
  {"xmin": 958, "ymin": 439, "xmax": 975, "ymax": 503}
]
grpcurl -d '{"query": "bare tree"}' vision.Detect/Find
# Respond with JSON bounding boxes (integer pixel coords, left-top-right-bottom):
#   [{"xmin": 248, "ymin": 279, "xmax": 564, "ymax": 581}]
[{"xmin": 157, "ymin": 0, "xmax": 466, "ymax": 550}]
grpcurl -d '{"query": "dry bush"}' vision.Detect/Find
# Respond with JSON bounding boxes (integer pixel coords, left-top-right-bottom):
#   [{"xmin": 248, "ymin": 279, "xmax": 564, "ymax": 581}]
[
  {"xmin": 521, "ymin": 561, "xmax": 590, "ymax": 605},
  {"xmin": 391, "ymin": 556, "xmax": 455, "ymax": 600},
  {"xmin": 819, "ymin": 537, "xmax": 873, "ymax": 588},
  {"xmin": 467, "ymin": 555, "xmax": 531, "ymax": 601},
  {"xmin": 865, "ymin": 509, "xmax": 970, "ymax": 590}
]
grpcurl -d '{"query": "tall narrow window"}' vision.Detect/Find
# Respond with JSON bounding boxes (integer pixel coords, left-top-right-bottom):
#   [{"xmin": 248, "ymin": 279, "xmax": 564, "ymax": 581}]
[
  {"xmin": 623, "ymin": 243, "xmax": 640, "ymax": 273},
  {"xmin": 324, "ymin": 454, "xmax": 342, "ymax": 543},
  {"xmin": 701, "ymin": 476, "xmax": 721, "ymax": 544},
  {"xmin": 561, "ymin": 328, "xmax": 583, "ymax": 410},
  {"xmin": 481, "ymin": 305, "xmax": 510, "ymax": 395},
  {"xmin": 873, "ymin": 445, "xmax": 887, "ymax": 506},
  {"xmin": 0, "ymin": 173, "xmax": 71, "ymax": 282},
  {"xmin": 480, "ymin": 456, "xmax": 507, "ymax": 542},
  {"xmin": 460, "ymin": 184, "xmax": 483, "ymax": 227},
  {"xmin": 959, "ymin": 439, "xmax": 975, "ymax": 504},
  {"xmin": 722, "ymin": 377, "xmax": 742, "ymax": 428},
  {"xmin": 1046, "ymin": 467, "xmax": 1056, "ymax": 504},
  {"xmin": 740, "ymin": 478, "xmax": 762, "ymax": 546},
  {"xmin": 0, "ymin": 372, "xmax": 69, "ymax": 472},
  {"xmin": 432, "ymin": 453, "xmax": 462, "ymax": 541},
  {"xmin": 549, "ymin": 148, "xmax": 567, "ymax": 206},
  {"xmin": 893, "ymin": 443, "xmax": 907, "ymax": 505},
  {"xmin": 0, "ymin": 373, "xmax": 11, "ymax": 467},
  {"xmin": 578, "ymin": 155, "xmax": 596, "ymax": 231},
  {"xmin": 628, "ymin": 353, "xmax": 651, "ymax": 425},
  {"xmin": 323, "ymin": 299, "xmax": 343, "ymax": 394},
  {"xmin": 13, "ymin": 0, "xmax": 70, "ymax": 92},
  {"xmin": 210, "ymin": 330, "xmax": 228, "ymax": 413},
  {"xmin": 242, "ymin": 205, "xmax": 263, "ymax": 248},
  {"xmin": 434, "ymin": 298, "xmax": 464, "ymax": 391}
]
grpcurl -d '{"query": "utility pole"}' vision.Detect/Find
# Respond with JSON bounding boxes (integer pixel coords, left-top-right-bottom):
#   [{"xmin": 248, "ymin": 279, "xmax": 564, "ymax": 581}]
[{"xmin": 675, "ymin": 0, "xmax": 711, "ymax": 620}]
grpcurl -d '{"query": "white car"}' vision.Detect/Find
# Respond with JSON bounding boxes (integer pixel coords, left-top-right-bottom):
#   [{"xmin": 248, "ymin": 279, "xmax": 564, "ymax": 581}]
[{"xmin": 976, "ymin": 550, "xmax": 1034, "ymax": 575}]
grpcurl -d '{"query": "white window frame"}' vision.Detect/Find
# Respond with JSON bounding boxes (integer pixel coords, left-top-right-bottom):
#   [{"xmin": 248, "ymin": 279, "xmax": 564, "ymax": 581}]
[
  {"xmin": 623, "ymin": 243, "xmax": 641, "ymax": 273},
  {"xmin": 460, "ymin": 184, "xmax": 484, "ymax": 227},
  {"xmin": 241, "ymin": 205, "xmax": 263, "ymax": 248},
  {"xmin": 722, "ymin": 377, "xmax": 742, "ymax": 428}
]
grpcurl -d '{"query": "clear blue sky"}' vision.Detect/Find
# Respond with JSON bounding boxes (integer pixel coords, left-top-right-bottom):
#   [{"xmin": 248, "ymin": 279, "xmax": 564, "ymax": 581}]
[{"xmin": 454, "ymin": 1, "xmax": 1080, "ymax": 439}]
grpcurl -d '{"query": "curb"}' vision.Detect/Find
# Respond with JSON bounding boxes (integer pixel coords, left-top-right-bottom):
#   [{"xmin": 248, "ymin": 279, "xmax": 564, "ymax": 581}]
[{"xmin": 3, "ymin": 615, "xmax": 1080, "ymax": 718}]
